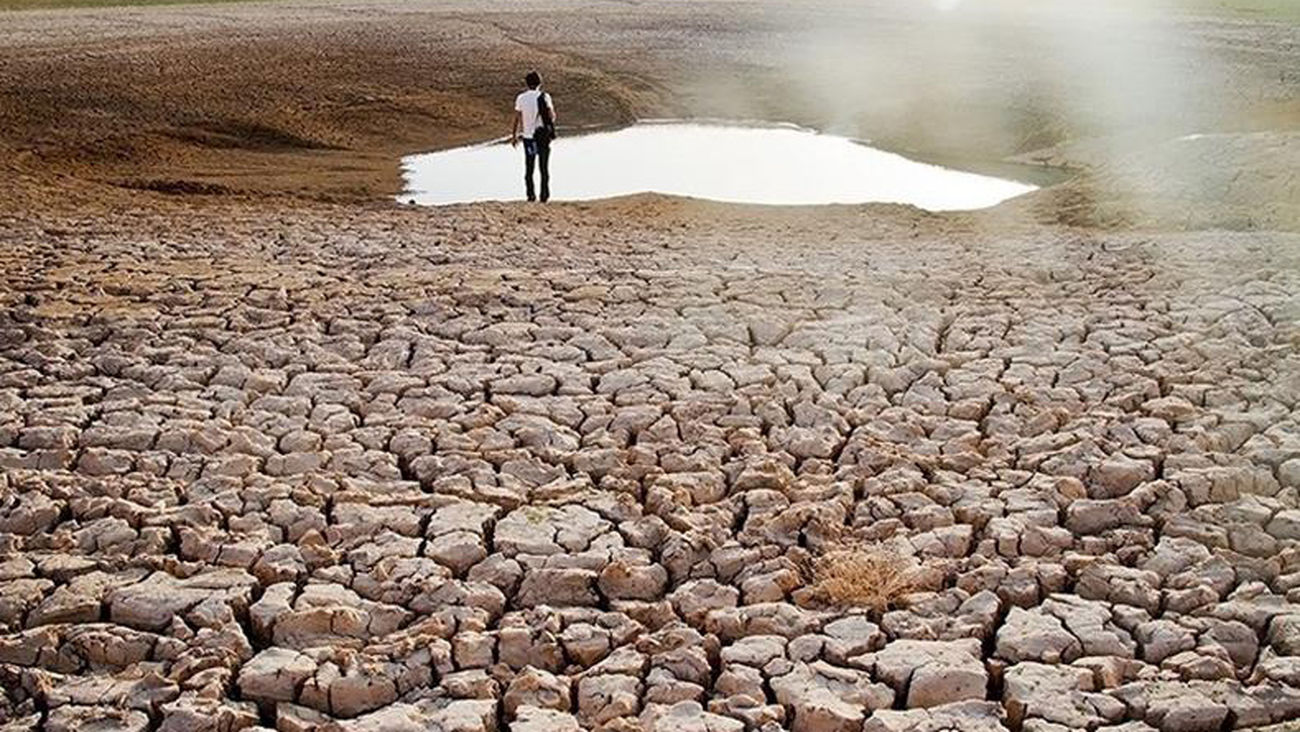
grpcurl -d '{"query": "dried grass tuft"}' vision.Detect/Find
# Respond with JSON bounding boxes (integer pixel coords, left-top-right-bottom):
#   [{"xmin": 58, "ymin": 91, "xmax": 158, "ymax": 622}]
[{"xmin": 810, "ymin": 548, "xmax": 914, "ymax": 612}]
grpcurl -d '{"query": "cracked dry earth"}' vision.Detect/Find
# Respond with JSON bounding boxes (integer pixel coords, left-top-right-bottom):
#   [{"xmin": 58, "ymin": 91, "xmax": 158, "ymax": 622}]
[{"xmin": 2, "ymin": 199, "xmax": 1300, "ymax": 732}]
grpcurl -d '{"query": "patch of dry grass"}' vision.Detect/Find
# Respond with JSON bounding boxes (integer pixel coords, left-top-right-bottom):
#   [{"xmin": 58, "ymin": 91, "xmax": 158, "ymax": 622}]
[{"xmin": 809, "ymin": 547, "xmax": 914, "ymax": 612}]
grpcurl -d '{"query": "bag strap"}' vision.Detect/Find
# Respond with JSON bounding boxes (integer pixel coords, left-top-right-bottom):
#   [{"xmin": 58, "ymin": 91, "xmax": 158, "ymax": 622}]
[{"xmin": 537, "ymin": 90, "xmax": 552, "ymax": 126}]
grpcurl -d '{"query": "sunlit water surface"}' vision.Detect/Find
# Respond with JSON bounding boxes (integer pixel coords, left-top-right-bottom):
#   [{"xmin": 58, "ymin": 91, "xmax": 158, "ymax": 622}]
[{"xmin": 399, "ymin": 122, "xmax": 1038, "ymax": 210}]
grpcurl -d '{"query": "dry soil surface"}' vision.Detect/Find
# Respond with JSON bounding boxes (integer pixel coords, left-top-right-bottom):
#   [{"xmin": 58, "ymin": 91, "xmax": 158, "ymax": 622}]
[{"xmin": 3, "ymin": 2, "xmax": 1300, "ymax": 732}]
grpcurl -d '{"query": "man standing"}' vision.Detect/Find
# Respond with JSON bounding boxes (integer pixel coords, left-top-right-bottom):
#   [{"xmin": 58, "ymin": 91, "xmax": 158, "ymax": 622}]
[{"xmin": 510, "ymin": 71, "xmax": 556, "ymax": 202}]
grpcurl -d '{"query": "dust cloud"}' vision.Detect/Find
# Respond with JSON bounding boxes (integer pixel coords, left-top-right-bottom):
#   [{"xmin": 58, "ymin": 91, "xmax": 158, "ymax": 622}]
[
  {"xmin": 676, "ymin": 0, "xmax": 1295, "ymax": 226},
  {"xmin": 778, "ymin": 0, "xmax": 1214, "ymax": 160}
]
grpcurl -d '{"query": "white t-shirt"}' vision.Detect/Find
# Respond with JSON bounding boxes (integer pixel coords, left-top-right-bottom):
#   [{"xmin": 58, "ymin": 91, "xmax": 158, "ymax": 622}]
[{"xmin": 515, "ymin": 89, "xmax": 554, "ymax": 140}]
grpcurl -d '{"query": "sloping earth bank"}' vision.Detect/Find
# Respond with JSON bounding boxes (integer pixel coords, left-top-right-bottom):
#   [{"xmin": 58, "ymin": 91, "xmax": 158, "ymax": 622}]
[{"xmin": 1, "ymin": 0, "xmax": 1298, "ymax": 219}]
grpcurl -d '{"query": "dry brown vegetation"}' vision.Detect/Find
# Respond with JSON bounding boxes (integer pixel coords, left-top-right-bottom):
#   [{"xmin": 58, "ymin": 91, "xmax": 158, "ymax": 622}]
[{"xmin": 810, "ymin": 547, "xmax": 916, "ymax": 613}]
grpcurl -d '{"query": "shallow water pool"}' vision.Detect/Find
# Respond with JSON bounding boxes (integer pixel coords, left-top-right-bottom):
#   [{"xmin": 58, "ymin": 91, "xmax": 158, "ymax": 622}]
[{"xmin": 399, "ymin": 121, "xmax": 1039, "ymax": 210}]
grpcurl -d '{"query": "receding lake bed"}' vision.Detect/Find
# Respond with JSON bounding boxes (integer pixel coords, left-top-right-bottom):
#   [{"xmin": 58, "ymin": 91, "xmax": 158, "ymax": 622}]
[{"xmin": 399, "ymin": 121, "xmax": 1042, "ymax": 210}]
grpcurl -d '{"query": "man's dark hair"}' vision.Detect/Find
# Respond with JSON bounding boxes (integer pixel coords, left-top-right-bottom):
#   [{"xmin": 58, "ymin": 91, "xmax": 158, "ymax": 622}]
[{"xmin": 525, "ymin": 71, "xmax": 541, "ymax": 89}]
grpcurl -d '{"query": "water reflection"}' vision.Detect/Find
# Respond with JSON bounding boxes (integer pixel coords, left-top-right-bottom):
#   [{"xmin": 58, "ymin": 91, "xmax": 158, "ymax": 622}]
[{"xmin": 399, "ymin": 121, "xmax": 1038, "ymax": 210}]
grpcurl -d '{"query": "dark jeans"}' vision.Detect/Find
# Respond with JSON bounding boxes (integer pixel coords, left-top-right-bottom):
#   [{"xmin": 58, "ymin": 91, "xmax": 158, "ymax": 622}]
[{"xmin": 523, "ymin": 137, "xmax": 550, "ymax": 202}]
